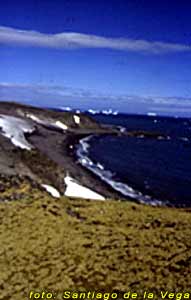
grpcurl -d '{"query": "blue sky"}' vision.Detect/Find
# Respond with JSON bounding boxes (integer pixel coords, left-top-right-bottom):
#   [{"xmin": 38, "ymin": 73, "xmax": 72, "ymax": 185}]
[{"xmin": 1, "ymin": 0, "xmax": 191, "ymax": 116}]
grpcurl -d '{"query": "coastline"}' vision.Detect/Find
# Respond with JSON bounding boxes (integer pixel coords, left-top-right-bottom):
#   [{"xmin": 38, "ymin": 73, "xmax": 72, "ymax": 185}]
[
  {"xmin": 75, "ymin": 135, "xmax": 167, "ymax": 206},
  {"xmin": 60, "ymin": 132, "xmax": 129, "ymax": 201},
  {"xmin": 0, "ymin": 101, "xmax": 130, "ymax": 201},
  {"xmin": 0, "ymin": 101, "xmax": 189, "ymax": 207},
  {"xmin": 27, "ymin": 125, "xmax": 128, "ymax": 201}
]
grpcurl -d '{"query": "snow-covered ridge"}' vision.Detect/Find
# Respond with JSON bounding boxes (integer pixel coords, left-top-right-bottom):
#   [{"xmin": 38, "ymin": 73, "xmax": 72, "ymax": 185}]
[
  {"xmin": 64, "ymin": 176, "xmax": 105, "ymax": 201},
  {"xmin": 0, "ymin": 114, "xmax": 34, "ymax": 150}
]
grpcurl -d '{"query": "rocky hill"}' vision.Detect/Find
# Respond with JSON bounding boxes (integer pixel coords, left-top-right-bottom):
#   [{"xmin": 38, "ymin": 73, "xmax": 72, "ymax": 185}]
[{"xmin": 0, "ymin": 101, "xmax": 122, "ymax": 200}]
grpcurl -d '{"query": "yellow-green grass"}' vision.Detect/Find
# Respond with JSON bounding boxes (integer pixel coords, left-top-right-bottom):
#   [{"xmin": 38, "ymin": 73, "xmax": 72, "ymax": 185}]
[{"xmin": 0, "ymin": 179, "xmax": 190, "ymax": 299}]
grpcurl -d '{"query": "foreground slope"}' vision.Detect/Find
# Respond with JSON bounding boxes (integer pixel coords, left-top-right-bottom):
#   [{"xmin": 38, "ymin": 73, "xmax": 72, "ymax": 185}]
[{"xmin": 0, "ymin": 176, "xmax": 190, "ymax": 299}]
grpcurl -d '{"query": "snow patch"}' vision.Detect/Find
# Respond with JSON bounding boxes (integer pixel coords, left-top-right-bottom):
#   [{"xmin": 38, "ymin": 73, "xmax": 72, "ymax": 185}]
[
  {"xmin": 64, "ymin": 176, "xmax": 105, "ymax": 201},
  {"xmin": 26, "ymin": 114, "xmax": 43, "ymax": 124},
  {"xmin": 26, "ymin": 114, "xmax": 68, "ymax": 131},
  {"xmin": 42, "ymin": 184, "xmax": 61, "ymax": 198},
  {"xmin": 74, "ymin": 115, "xmax": 80, "ymax": 125},
  {"xmin": 55, "ymin": 120, "xmax": 68, "ymax": 130},
  {"xmin": 0, "ymin": 114, "xmax": 34, "ymax": 150}
]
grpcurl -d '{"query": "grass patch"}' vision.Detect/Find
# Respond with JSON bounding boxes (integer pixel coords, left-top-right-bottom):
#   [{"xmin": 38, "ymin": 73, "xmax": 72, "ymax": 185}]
[{"xmin": 0, "ymin": 177, "xmax": 190, "ymax": 299}]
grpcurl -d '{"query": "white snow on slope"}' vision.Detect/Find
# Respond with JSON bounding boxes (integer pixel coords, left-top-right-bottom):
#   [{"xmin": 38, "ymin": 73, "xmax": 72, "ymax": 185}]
[
  {"xmin": 74, "ymin": 115, "xmax": 80, "ymax": 124},
  {"xmin": 0, "ymin": 115, "xmax": 34, "ymax": 150},
  {"xmin": 55, "ymin": 120, "xmax": 68, "ymax": 130},
  {"xmin": 64, "ymin": 176, "xmax": 105, "ymax": 201},
  {"xmin": 26, "ymin": 114, "xmax": 68, "ymax": 130},
  {"xmin": 42, "ymin": 184, "xmax": 61, "ymax": 198},
  {"xmin": 26, "ymin": 114, "xmax": 44, "ymax": 124}
]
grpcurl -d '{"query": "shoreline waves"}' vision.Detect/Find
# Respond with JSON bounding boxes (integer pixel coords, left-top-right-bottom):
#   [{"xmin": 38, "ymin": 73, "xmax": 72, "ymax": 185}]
[{"xmin": 75, "ymin": 135, "xmax": 167, "ymax": 206}]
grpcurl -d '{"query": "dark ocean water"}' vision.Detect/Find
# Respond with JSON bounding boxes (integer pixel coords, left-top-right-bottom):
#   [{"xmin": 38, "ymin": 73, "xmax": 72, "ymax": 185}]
[{"xmin": 77, "ymin": 114, "xmax": 191, "ymax": 207}]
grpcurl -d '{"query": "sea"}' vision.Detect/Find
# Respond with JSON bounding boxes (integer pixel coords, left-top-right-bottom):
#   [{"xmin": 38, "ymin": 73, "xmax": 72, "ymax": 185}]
[{"xmin": 76, "ymin": 113, "xmax": 191, "ymax": 207}]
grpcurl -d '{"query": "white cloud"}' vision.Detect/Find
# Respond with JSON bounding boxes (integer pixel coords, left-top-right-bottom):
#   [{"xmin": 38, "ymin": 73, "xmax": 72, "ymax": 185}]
[{"xmin": 0, "ymin": 26, "xmax": 190, "ymax": 54}]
